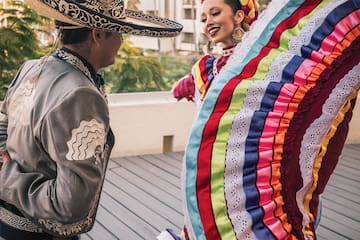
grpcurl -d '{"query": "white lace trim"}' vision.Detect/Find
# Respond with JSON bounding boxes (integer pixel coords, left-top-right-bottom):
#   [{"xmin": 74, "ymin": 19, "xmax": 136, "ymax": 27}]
[
  {"xmin": 218, "ymin": 0, "xmax": 295, "ymax": 238},
  {"xmin": 224, "ymin": 80, "xmax": 269, "ymax": 240},
  {"xmin": 296, "ymin": 63, "xmax": 360, "ymax": 239},
  {"xmin": 288, "ymin": 0, "xmax": 347, "ymax": 56},
  {"xmin": 265, "ymin": 52, "xmax": 294, "ymax": 83},
  {"xmin": 222, "ymin": 0, "xmax": 292, "ymax": 237}
]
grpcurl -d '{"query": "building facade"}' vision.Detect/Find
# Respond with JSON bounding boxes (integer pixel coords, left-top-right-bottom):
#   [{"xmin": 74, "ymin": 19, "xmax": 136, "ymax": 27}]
[{"xmin": 130, "ymin": 0, "xmax": 207, "ymax": 54}]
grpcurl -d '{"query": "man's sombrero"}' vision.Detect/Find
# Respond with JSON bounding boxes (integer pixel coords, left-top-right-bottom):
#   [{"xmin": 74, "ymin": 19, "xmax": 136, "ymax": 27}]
[{"xmin": 24, "ymin": 0, "xmax": 183, "ymax": 37}]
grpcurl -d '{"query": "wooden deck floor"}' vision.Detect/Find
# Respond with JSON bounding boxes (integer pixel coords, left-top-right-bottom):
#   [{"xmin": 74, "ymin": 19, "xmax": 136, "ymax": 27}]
[{"xmin": 83, "ymin": 144, "xmax": 360, "ymax": 240}]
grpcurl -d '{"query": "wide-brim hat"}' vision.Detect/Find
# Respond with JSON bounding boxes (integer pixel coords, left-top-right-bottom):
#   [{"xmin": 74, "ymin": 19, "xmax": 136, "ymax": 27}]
[{"xmin": 24, "ymin": 0, "xmax": 183, "ymax": 37}]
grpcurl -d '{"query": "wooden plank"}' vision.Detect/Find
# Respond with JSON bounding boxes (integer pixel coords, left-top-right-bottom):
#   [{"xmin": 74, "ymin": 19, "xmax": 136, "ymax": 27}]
[
  {"xmin": 321, "ymin": 197, "xmax": 360, "ymax": 222},
  {"xmin": 85, "ymin": 219, "xmax": 117, "ymax": 240},
  {"xmin": 153, "ymin": 153, "xmax": 183, "ymax": 169},
  {"xmin": 113, "ymin": 156, "xmax": 181, "ymax": 187},
  {"xmin": 107, "ymin": 160, "xmax": 119, "ymax": 170},
  {"xmin": 338, "ymin": 152, "xmax": 360, "ymax": 170},
  {"xmin": 338, "ymin": 158, "xmax": 360, "ymax": 171},
  {"xmin": 322, "ymin": 185, "xmax": 360, "ymax": 211},
  {"xmin": 104, "ymin": 171, "xmax": 183, "ymax": 230},
  {"xmin": 327, "ymin": 176, "xmax": 360, "ymax": 198},
  {"xmin": 81, "ymin": 233, "xmax": 92, "ymax": 240},
  {"xmin": 333, "ymin": 164, "xmax": 360, "ymax": 180},
  {"xmin": 164, "ymin": 152, "xmax": 185, "ymax": 162},
  {"xmin": 342, "ymin": 144, "xmax": 360, "ymax": 156},
  {"xmin": 136, "ymin": 154, "xmax": 182, "ymax": 179},
  {"xmin": 94, "ymin": 205, "xmax": 143, "ymax": 240},
  {"xmin": 111, "ymin": 166, "xmax": 182, "ymax": 211},
  {"xmin": 321, "ymin": 189, "xmax": 360, "ymax": 216},
  {"xmin": 319, "ymin": 213, "xmax": 360, "ymax": 240},
  {"xmin": 143, "ymin": 154, "xmax": 182, "ymax": 172},
  {"xmin": 329, "ymin": 172, "xmax": 360, "ymax": 189},
  {"xmin": 111, "ymin": 158, "xmax": 181, "ymax": 198},
  {"xmin": 316, "ymin": 225, "xmax": 348, "ymax": 240},
  {"xmin": 100, "ymin": 191, "xmax": 159, "ymax": 238}
]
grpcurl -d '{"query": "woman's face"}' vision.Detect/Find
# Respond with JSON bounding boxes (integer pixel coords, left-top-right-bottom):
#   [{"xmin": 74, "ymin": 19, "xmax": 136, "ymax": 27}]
[{"xmin": 201, "ymin": 0, "xmax": 242, "ymax": 48}]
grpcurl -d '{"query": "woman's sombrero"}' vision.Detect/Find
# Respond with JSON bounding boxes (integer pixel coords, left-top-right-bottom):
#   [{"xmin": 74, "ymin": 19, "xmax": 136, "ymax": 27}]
[
  {"xmin": 24, "ymin": 0, "xmax": 183, "ymax": 37},
  {"xmin": 182, "ymin": 0, "xmax": 360, "ymax": 239}
]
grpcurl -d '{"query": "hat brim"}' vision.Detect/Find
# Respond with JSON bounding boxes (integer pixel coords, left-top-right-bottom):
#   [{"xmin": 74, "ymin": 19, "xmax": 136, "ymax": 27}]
[{"xmin": 25, "ymin": 0, "xmax": 183, "ymax": 37}]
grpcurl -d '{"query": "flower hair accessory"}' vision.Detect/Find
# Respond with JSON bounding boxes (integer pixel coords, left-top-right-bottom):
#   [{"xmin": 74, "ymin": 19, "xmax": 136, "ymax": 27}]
[{"xmin": 240, "ymin": 0, "xmax": 259, "ymax": 31}]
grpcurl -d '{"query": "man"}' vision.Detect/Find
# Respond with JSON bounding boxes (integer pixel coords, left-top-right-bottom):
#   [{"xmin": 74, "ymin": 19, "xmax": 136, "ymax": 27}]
[{"xmin": 0, "ymin": 0, "xmax": 182, "ymax": 239}]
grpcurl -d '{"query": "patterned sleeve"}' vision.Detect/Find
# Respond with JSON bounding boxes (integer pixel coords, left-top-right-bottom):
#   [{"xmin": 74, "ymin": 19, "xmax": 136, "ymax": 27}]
[
  {"xmin": 0, "ymin": 87, "xmax": 110, "ymax": 236},
  {"xmin": 172, "ymin": 73, "xmax": 195, "ymax": 101}
]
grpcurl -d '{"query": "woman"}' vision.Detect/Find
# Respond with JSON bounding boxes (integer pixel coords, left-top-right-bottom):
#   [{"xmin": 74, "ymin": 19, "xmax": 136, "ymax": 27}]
[
  {"xmin": 172, "ymin": 0, "xmax": 259, "ymax": 108},
  {"xmin": 180, "ymin": 0, "xmax": 359, "ymax": 239},
  {"xmin": 0, "ymin": 0, "xmax": 182, "ymax": 239}
]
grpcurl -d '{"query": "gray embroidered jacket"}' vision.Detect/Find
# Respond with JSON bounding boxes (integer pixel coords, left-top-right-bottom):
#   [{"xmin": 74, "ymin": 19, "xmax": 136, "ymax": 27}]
[{"xmin": 0, "ymin": 51, "xmax": 114, "ymax": 237}]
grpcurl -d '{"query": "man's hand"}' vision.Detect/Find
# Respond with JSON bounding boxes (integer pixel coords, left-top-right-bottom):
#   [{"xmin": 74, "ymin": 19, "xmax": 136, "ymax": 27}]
[{"xmin": 0, "ymin": 150, "xmax": 10, "ymax": 170}]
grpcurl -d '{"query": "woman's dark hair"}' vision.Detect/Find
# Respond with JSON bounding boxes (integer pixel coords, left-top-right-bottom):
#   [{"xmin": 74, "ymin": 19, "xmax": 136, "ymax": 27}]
[{"xmin": 224, "ymin": 0, "xmax": 242, "ymax": 14}]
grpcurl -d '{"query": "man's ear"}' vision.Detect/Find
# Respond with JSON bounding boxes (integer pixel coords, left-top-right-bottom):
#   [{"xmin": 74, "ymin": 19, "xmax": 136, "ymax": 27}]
[
  {"xmin": 91, "ymin": 29, "xmax": 103, "ymax": 45},
  {"xmin": 234, "ymin": 10, "xmax": 245, "ymax": 25}
]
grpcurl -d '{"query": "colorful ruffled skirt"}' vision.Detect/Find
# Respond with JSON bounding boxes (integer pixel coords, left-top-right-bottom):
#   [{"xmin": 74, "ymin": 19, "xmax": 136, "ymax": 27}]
[{"xmin": 182, "ymin": 0, "xmax": 360, "ymax": 239}]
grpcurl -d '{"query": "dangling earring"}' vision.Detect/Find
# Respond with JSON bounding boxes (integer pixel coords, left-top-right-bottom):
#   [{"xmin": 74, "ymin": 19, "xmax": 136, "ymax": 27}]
[{"xmin": 231, "ymin": 26, "xmax": 245, "ymax": 44}]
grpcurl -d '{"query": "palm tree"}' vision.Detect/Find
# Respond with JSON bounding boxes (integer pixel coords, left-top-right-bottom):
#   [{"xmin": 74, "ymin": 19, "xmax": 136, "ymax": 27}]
[
  {"xmin": 0, "ymin": 0, "xmax": 50, "ymax": 99},
  {"xmin": 104, "ymin": 35, "xmax": 192, "ymax": 93},
  {"xmin": 103, "ymin": 36, "xmax": 167, "ymax": 93}
]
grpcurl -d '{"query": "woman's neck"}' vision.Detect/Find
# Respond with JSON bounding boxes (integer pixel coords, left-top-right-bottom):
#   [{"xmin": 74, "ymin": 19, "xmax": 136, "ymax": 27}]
[{"xmin": 222, "ymin": 45, "xmax": 235, "ymax": 56}]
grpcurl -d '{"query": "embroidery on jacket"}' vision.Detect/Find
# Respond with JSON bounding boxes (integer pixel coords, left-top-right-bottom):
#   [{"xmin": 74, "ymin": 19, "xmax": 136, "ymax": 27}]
[
  {"xmin": 66, "ymin": 119, "xmax": 106, "ymax": 161},
  {"xmin": 56, "ymin": 49, "xmax": 93, "ymax": 83},
  {"xmin": 0, "ymin": 207, "xmax": 42, "ymax": 233},
  {"xmin": 8, "ymin": 80, "xmax": 35, "ymax": 126},
  {"xmin": 56, "ymin": 49, "xmax": 107, "ymax": 98}
]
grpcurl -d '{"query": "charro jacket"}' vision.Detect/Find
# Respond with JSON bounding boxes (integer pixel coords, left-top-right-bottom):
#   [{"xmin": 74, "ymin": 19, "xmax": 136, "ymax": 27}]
[{"xmin": 0, "ymin": 48, "xmax": 114, "ymax": 237}]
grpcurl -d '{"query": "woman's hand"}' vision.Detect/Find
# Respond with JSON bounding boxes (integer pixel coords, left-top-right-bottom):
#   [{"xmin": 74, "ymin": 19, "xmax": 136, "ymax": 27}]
[
  {"xmin": 172, "ymin": 74, "xmax": 195, "ymax": 101},
  {"xmin": 0, "ymin": 150, "xmax": 10, "ymax": 170}
]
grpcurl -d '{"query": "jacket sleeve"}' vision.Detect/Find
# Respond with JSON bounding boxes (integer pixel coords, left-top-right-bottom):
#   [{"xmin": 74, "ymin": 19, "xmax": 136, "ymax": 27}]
[
  {"xmin": 0, "ymin": 63, "xmax": 25, "ymax": 164},
  {"xmin": 0, "ymin": 63, "xmax": 26, "ymax": 153},
  {"xmin": 0, "ymin": 87, "xmax": 111, "ymax": 237}
]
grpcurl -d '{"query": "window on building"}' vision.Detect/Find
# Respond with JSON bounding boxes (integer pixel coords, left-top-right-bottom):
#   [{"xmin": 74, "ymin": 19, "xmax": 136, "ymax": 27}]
[
  {"xmin": 182, "ymin": 32, "xmax": 195, "ymax": 44},
  {"xmin": 183, "ymin": 8, "xmax": 196, "ymax": 19}
]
